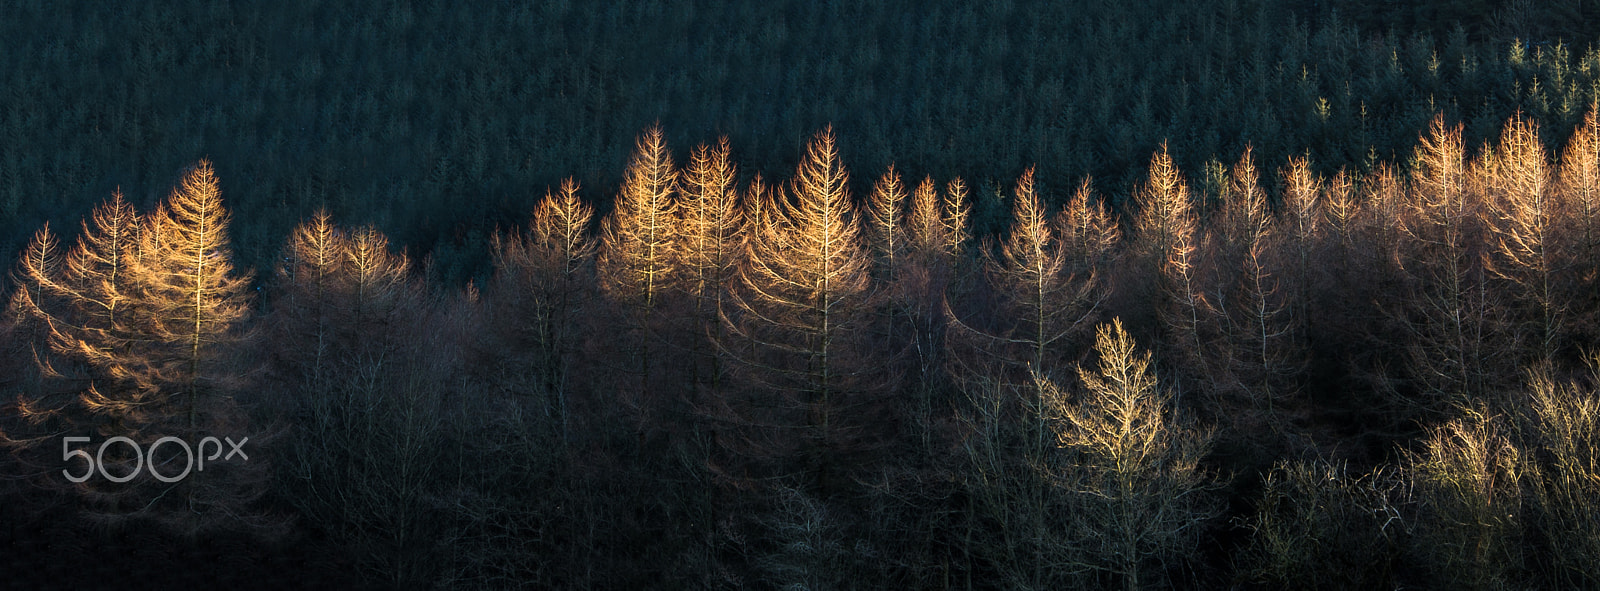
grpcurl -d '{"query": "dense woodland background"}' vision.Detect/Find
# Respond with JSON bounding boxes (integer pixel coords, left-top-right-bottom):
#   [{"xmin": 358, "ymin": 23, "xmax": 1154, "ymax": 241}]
[{"xmin": 3, "ymin": 0, "xmax": 1600, "ymax": 589}]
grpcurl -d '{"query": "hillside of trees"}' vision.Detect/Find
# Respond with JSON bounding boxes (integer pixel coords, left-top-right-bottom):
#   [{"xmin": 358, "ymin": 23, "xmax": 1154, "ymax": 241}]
[
  {"xmin": 4, "ymin": 113, "xmax": 1599, "ymax": 588},
  {"xmin": 4, "ymin": 1, "xmax": 1600, "ymax": 590}
]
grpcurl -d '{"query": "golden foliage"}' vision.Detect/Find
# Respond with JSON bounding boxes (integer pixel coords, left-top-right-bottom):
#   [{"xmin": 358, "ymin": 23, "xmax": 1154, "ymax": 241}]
[
  {"xmin": 906, "ymin": 176, "xmax": 944, "ymax": 259},
  {"xmin": 1052, "ymin": 318, "xmax": 1214, "ymax": 590},
  {"xmin": 720, "ymin": 127, "xmax": 878, "ymax": 487},
  {"xmin": 129, "ymin": 159, "xmax": 254, "ymax": 427},
  {"xmin": 867, "ymin": 163, "xmax": 907, "ymax": 280},
  {"xmin": 980, "ymin": 167, "xmax": 1105, "ymax": 376},
  {"xmin": 1408, "ymin": 409, "xmax": 1525, "ymax": 588},
  {"xmin": 1486, "ymin": 114, "xmax": 1565, "ymax": 360},
  {"xmin": 599, "ymin": 123, "xmax": 680, "ymax": 309},
  {"xmin": 678, "ymin": 137, "xmax": 742, "ymax": 304},
  {"xmin": 942, "ymin": 176, "xmax": 971, "ymax": 258}
]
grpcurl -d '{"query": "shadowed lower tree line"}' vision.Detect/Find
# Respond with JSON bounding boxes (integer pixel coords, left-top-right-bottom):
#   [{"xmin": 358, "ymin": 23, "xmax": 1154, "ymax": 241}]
[{"xmin": 3, "ymin": 113, "xmax": 1600, "ymax": 589}]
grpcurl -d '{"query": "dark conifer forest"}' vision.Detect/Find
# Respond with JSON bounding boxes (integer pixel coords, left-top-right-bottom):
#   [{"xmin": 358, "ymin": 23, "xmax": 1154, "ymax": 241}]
[{"xmin": 4, "ymin": 0, "xmax": 1600, "ymax": 589}]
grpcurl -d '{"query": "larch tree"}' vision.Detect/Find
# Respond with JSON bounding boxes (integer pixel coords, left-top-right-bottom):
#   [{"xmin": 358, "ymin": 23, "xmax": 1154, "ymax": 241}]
[
  {"xmin": 56, "ymin": 192, "xmax": 149, "ymax": 435},
  {"xmin": 943, "ymin": 177, "xmax": 971, "ymax": 261},
  {"xmin": 271, "ymin": 208, "xmax": 346, "ymax": 395},
  {"xmin": 962, "ymin": 167, "xmax": 1110, "ymax": 385},
  {"xmin": 867, "ymin": 163, "xmax": 908, "ymax": 351},
  {"xmin": 1407, "ymin": 407, "xmax": 1525, "ymax": 590},
  {"xmin": 4, "ymin": 201, "xmax": 147, "ymax": 481},
  {"xmin": 598, "ymin": 124, "xmax": 680, "ymax": 417},
  {"xmin": 132, "ymin": 160, "xmax": 255, "ymax": 432},
  {"xmin": 487, "ymin": 178, "xmax": 596, "ymax": 445},
  {"xmin": 675, "ymin": 138, "xmax": 742, "ymax": 392},
  {"xmin": 1398, "ymin": 115, "xmax": 1500, "ymax": 412},
  {"xmin": 1210, "ymin": 148, "xmax": 1301, "ymax": 422},
  {"xmin": 900, "ymin": 175, "xmax": 955, "ymax": 458},
  {"xmin": 1485, "ymin": 114, "xmax": 1567, "ymax": 365},
  {"xmin": 720, "ymin": 126, "xmax": 878, "ymax": 494},
  {"xmin": 1278, "ymin": 155, "xmax": 1321, "ymax": 323},
  {"xmin": 272, "ymin": 212, "xmax": 459, "ymax": 588},
  {"xmin": 1052, "ymin": 318, "xmax": 1214, "ymax": 591},
  {"xmin": 952, "ymin": 169, "xmax": 1119, "ymax": 590},
  {"xmin": 341, "ymin": 225, "xmax": 414, "ymax": 347},
  {"xmin": 1556, "ymin": 105, "xmax": 1600, "ymax": 355},
  {"xmin": 1135, "ymin": 143, "xmax": 1214, "ymax": 398},
  {"xmin": 21, "ymin": 161, "xmax": 275, "ymax": 534},
  {"xmin": 1323, "ymin": 168, "xmax": 1359, "ymax": 256}
]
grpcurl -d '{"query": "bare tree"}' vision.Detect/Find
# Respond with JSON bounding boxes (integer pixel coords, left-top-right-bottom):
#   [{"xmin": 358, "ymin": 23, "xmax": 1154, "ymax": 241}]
[
  {"xmin": 1556, "ymin": 104, "xmax": 1600, "ymax": 353},
  {"xmin": 1515, "ymin": 358, "xmax": 1600, "ymax": 588},
  {"xmin": 1135, "ymin": 143, "xmax": 1215, "ymax": 400}
]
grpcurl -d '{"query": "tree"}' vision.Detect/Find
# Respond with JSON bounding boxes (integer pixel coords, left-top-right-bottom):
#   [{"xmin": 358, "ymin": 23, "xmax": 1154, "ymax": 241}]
[
  {"xmin": 599, "ymin": 123, "xmax": 679, "ymax": 314},
  {"xmin": 1239, "ymin": 460, "xmax": 1406, "ymax": 589},
  {"xmin": 598, "ymin": 123, "xmax": 681, "ymax": 421},
  {"xmin": 4, "ymin": 163, "xmax": 273, "ymax": 533},
  {"xmin": 271, "ymin": 208, "xmax": 345, "ymax": 396},
  {"xmin": 947, "ymin": 169, "xmax": 1116, "ymax": 589},
  {"xmin": 898, "ymin": 175, "xmax": 961, "ymax": 460},
  {"xmin": 270, "ymin": 211, "xmax": 459, "ymax": 589},
  {"xmin": 1485, "ymin": 114, "xmax": 1568, "ymax": 365},
  {"xmin": 133, "ymin": 159, "xmax": 256, "ymax": 431},
  {"xmin": 952, "ymin": 168, "xmax": 1115, "ymax": 448},
  {"xmin": 942, "ymin": 177, "xmax": 971, "ymax": 260},
  {"xmin": 1135, "ymin": 143, "xmax": 1214, "ymax": 398},
  {"xmin": 1052, "ymin": 319, "xmax": 1215, "ymax": 591},
  {"xmin": 675, "ymin": 138, "xmax": 743, "ymax": 392},
  {"xmin": 1556, "ymin": 105, "xmax": 1600, "ymax": 353},
  {"xmin": 720, "ymin": 126, "xmax": 879, "ymax": 494},
  {"xmin": 1210, "ymin": 148, "xmax": 1304, "ymax": 423},
  {"xmin": 867, "ymin": 163, "xmax": 908, "ymax": 351},
  {"xmin": 51, "ymin": 192, "xmax": 149, "ymax": 436},
  {"xmin": 1397, "ymin": 115, "xmax": 1502, "ymax": 412},
  {"xmin": 485, "ymin": 178, "xmax": 595, "ymax": 445}
]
